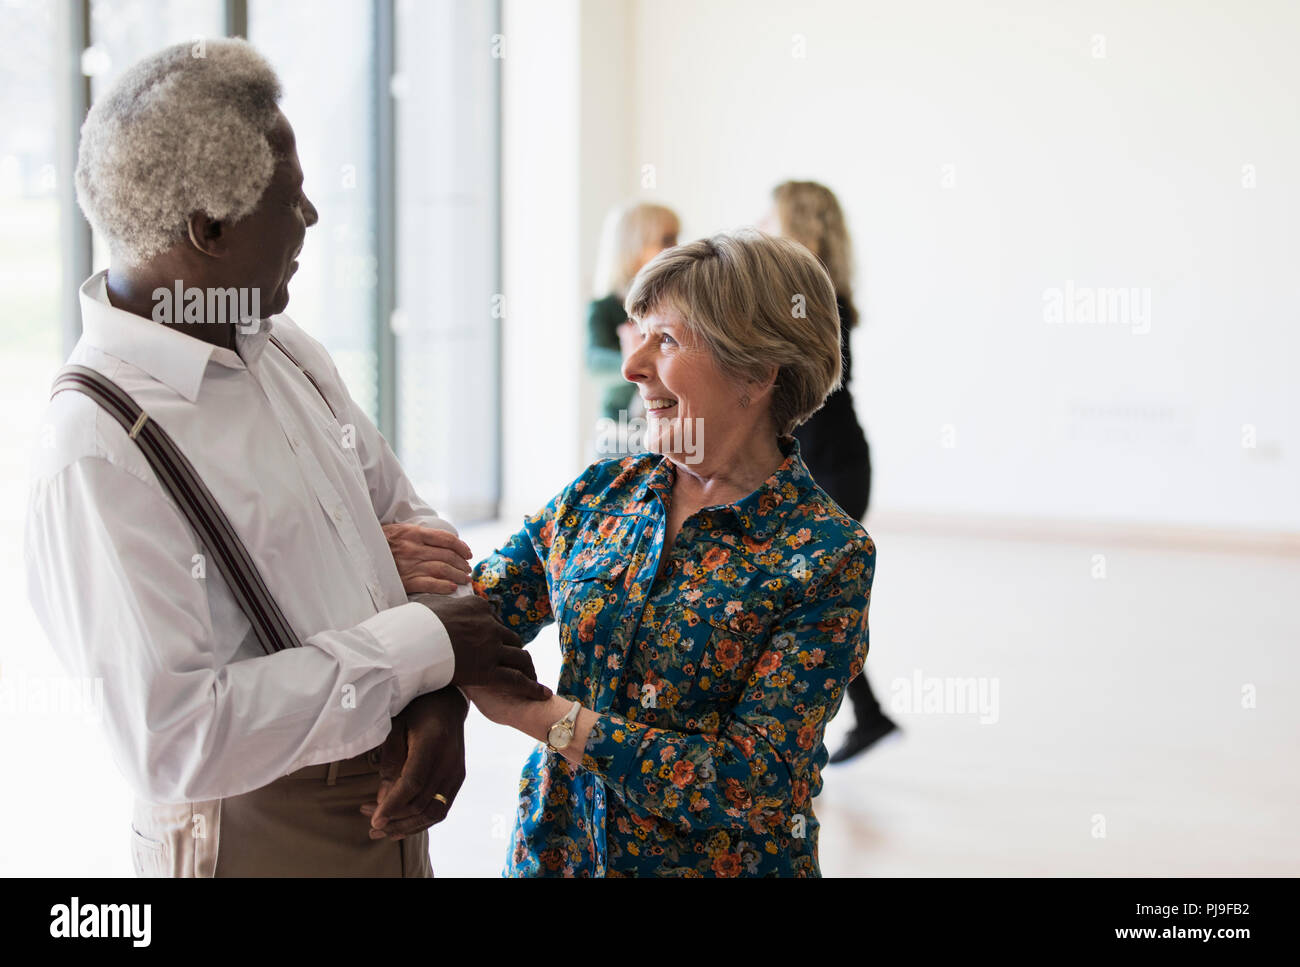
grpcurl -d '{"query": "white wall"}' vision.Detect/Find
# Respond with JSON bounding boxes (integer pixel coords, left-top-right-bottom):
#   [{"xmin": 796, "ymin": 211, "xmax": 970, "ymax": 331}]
[
  {"xmin": 501, "ymin": 0, "xmax": 583, "ymax": 521},
  {"xmin": 501, "ymin": 0, "xmax": 638, "ymax": 522},
  {"xmin": 628, "ymin": 0, "xmax": 1300, "ymax": 534}
]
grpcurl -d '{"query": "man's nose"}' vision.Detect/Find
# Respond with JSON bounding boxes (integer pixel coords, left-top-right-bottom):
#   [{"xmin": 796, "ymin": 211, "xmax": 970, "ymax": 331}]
[{"xmin": 303, "ymin": 194, "xmax": 320, "ymax": 228}]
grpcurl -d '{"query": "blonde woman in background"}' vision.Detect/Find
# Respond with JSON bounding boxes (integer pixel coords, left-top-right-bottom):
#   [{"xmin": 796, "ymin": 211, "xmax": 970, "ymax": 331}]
[
  {"xmin": 762, "ymin": 180, "xmax": 899, "ymax": 763},
  {"xmin": 588, "ymin": 201, "xmax": 680, "ymax": 422}
]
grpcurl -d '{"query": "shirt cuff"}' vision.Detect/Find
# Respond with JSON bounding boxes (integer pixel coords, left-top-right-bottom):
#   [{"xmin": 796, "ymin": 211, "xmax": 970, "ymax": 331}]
[
  {"xmin": 405, "ymin": 514, "xmax": 459, "ymax": 537},
  {"xmin": 579, "ymin": 711, "xmax": 644, "ymax": 798},
  {"xmin": 359, "ymin": 601, "xmax": 455, "ymax": 715}
]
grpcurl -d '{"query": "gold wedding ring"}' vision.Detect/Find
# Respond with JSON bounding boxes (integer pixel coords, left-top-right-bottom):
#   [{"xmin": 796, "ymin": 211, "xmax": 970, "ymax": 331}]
[{"xmin": 433, "ymin": 793, "xmax": 449, "ymax": 805}]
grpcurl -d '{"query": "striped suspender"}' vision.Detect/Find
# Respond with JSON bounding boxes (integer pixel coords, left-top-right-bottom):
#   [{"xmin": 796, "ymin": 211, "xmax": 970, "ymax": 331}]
[
  {"xmin": 268, "ymin": 335, "xmax": 339, "ymax": 421},
  {"xmin": 52, "ymin": 366, "xmax": 300, "ymax": 656}
]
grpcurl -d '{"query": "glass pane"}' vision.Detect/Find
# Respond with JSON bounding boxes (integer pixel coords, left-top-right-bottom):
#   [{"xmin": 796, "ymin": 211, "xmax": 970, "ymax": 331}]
[
  {"xmin": 1, "ymin": 0, "xmax": 61, "ymax": 522},
  {"xmin": 250, "ymin": 0, "xmax": 379, "ymax": 423},
  {"xmin": 0, "ymin": 0, "xmax": 60, "ymax": 368},
  {"xmin": 395, "ymin": 0, "xmax": 500, "ymax": 521},
  {"xmin": 89, "ymin": 0, "xmax": 224, "ymax": 95}
]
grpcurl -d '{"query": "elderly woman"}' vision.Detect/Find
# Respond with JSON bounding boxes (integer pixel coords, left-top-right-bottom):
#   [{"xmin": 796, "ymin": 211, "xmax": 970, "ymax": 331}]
[{"xmin": 466, "ymin": 230, "xmax": 876, "ymax": 877}]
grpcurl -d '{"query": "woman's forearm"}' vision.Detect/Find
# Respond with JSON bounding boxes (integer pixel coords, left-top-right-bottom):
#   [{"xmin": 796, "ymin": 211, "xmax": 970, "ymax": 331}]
[{"xmin": 514, "ymin": 694, "xmax": 598, "ymax": 766}]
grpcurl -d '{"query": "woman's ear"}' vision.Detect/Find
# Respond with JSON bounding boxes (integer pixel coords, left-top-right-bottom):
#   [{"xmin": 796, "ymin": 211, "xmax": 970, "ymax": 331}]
[
  {"xmin": 741, "ymin": 365, "xmax": 780, "ymax": 411},
  {"xmin": 186, "ymin": 211, "xmax": 226, "ymax": 258}
]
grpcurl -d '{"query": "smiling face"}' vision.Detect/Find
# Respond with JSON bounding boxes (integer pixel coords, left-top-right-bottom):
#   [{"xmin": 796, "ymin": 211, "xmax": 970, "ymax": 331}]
[
  {"xmin": 218, "ymin": 110, "xmax": 318, "ymax": 316},
  {"xmin": 621, "ymin": 304, "xmax": 760, "ymax": 465}
]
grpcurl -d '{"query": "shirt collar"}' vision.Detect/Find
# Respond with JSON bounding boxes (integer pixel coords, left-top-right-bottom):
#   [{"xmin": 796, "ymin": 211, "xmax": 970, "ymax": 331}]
[
  {"xmin": 78, "ymin": 270, "xmax": 276, "ymax": 402},
  {"xmin": 730, "ymin": 435, "xmax": 812, "ymax": 537},
  {"xmin": 633, "ymin": 436, "xmax": 813, "ymax": 537}
]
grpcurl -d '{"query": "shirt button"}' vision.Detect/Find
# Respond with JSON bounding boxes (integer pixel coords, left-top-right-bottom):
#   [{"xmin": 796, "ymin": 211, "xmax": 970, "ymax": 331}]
[{"xmin": 332, "ymin": 509, "xmax": 344, "ymax": 523}]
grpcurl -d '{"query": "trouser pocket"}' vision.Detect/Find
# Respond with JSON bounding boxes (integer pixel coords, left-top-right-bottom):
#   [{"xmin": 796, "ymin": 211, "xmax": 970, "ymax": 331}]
[
  {"xmin": 131, "ymin": 797, "xmax": 221, "ymax": 877},
  {"xmin": 129, "ymin": 824, "xmax": 167, "ymax": 877}
]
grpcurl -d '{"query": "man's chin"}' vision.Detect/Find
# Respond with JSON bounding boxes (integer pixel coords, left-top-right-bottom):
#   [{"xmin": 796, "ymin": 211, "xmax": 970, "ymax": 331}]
[{"xmin": 267, "ymin": 285, "xmax": 291, "ymax": 317}]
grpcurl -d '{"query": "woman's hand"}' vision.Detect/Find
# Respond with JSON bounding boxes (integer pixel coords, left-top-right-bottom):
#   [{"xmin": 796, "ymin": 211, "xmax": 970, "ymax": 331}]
[{"xmin": 383, "ymin": 522, "xmax": 473, "ymax": 595}]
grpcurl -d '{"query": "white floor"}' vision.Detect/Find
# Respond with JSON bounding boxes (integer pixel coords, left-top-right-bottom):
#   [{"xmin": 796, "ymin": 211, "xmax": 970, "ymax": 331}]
[{"xmin": 2, "ymin": 447, "xmax": 1296, "ymax": 875}]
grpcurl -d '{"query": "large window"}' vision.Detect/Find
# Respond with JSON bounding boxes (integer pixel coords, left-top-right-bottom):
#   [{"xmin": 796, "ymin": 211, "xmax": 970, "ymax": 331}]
[{"xmin": 0, "ymin": 0, "xmax": 60, "ymax": 380}]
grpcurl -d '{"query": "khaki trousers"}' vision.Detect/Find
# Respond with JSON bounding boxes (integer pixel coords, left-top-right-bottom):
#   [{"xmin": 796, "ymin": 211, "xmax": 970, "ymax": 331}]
[{"xmin": 130, "ymin": 745, "xmax": 432, "ymax": 877}]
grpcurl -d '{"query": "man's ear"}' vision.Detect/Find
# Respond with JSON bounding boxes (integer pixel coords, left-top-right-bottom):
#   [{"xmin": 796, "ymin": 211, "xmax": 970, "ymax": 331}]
[{"xmin": 186, "ymin": 211, "xmax": 227, "ymax": 258}]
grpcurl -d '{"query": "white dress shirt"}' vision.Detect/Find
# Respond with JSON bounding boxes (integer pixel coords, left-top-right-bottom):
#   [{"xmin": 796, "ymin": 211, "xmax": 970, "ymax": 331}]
[{"xmin": 25, "ymin": 271, "xmax": 458, "ymax": 804}]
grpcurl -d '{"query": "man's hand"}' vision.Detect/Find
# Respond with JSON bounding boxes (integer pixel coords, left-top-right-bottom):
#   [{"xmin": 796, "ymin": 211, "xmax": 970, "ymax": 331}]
[
  {"xmin": 462, "ymin": 683, "xmax": 522, "ymax": 727},
  {"xmin": 383, "ymin": 522, "xmax": 473, "ymax": 595},
  {"xmin": 413, "ymin": 592, "xmax": 552, "ymax": 701},
  {"xmin": 361, "ymin": 687, "xmax": 468, "ymax": 840}
]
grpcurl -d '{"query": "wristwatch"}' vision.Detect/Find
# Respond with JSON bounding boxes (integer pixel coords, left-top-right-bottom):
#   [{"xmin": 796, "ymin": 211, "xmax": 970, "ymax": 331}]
[{"xmin": 546, "ymin": 700, "xmax": 582, "ymax": 752}]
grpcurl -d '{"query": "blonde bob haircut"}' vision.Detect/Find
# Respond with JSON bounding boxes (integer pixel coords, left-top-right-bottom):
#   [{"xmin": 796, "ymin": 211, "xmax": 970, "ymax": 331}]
[
  {"xmin": 592, "ymin": 201, "xmax": 680, "ymax": 298},
  {"xmin": 625, "ymin": 230, "xmax": 842, "ymax": 437}
]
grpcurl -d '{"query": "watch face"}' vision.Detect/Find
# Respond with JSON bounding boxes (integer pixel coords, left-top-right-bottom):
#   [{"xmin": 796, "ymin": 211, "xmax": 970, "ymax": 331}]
[{"xmin": 548, "ymin": 725, "xmax": 571, "ymax": 749}]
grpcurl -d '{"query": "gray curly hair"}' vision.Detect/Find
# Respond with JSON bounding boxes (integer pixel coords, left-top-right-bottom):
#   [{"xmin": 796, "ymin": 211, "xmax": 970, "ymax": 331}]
[{"xmin": 75, "ymin": 38, "xmax": 283, "ymax": 266}]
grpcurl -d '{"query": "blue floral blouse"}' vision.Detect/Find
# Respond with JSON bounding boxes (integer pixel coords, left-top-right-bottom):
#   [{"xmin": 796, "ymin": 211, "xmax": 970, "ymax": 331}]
[{"xmin": 471, "ymin": 436, "xmax": 875, "ymax": 877}]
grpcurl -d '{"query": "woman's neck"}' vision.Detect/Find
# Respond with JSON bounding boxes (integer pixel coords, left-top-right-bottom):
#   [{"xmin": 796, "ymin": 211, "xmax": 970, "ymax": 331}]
[{"xmin": 671, "ymin": 433, "xmax": 785, "ymax": 507}]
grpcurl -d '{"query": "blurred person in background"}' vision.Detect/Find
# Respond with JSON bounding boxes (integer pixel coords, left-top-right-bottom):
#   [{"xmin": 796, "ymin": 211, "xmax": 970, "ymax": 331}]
[
  {"xmin": 761, "ymin": 180, "xmax": 898, "ymax": 763},
  {"xmin": 458, "ymin": 231, "xmax": 875, "ymax": 876},
  {"xmin": 587, "ymin": 201, "xmax": 679, "ymax": 424}
]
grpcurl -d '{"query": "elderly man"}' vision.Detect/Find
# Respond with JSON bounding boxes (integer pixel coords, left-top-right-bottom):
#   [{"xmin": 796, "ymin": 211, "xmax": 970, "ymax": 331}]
[{"xmin": 24, "ymin": 38, "xmax": 546, "ymax": 876}]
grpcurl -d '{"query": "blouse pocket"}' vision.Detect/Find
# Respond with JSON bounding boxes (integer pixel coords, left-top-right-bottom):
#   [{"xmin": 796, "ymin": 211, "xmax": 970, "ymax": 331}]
[
  {"xmin": 553, "ymin": 558, "xmax": 627, "ymax": 701},
  {"xmin": 649, "ymin": 604, "xmax": 764, "ymax": 723}
]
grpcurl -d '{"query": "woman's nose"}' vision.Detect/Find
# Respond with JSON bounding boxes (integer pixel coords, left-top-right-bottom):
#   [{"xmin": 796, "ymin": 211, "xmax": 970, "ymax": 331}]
[{"xmin": 622, "ymin": 335, "xmax": 650, "ymax": 383}]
